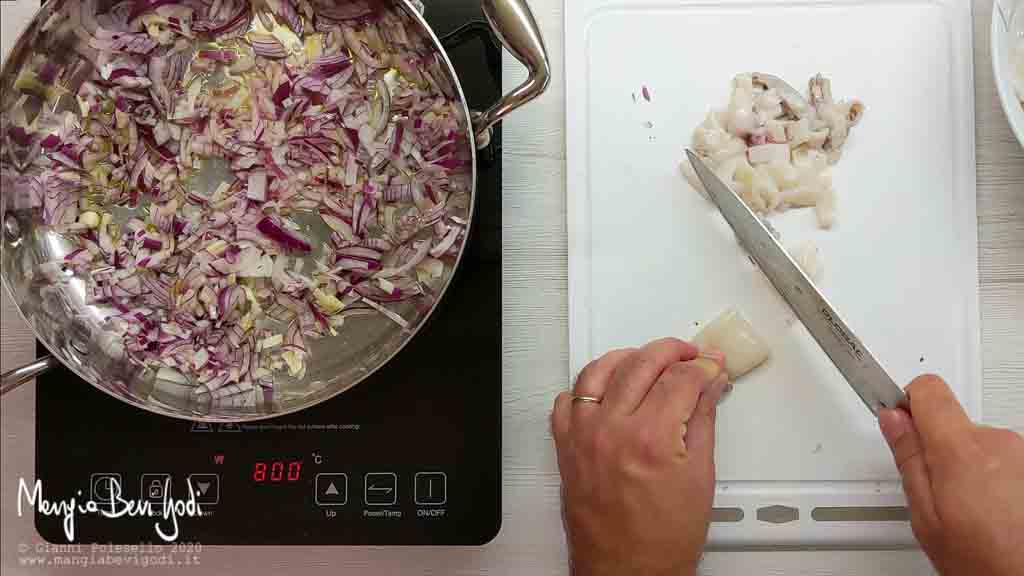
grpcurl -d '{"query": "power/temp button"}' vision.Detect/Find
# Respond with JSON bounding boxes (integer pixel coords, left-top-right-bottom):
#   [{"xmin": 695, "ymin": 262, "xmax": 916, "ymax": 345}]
[{"xmin": 414, "ymin": 472, "xmax": 446, "ymax": 506}]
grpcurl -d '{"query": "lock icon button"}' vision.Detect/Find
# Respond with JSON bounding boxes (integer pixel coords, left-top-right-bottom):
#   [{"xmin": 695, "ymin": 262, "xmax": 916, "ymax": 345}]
[
  {"xmin": 148, "ymin": 479, "xmax": 163, "ymax": 499},
  {"xmin": 140, "ymin": 474, "xmax": 171, "ymax": 505}
]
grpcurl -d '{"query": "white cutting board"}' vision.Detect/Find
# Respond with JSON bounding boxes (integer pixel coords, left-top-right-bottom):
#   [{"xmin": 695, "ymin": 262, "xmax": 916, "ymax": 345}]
[{"xmin": 565, "ymin": 0, "xmax": 980, "ymax": 547}]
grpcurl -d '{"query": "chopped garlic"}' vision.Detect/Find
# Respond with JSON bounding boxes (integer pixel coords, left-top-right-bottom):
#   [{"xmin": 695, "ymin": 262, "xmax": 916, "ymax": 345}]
[
  {"xmin": 205, "ymin": 239, "xmax": 228, "ymax": 256},
  {"xmin": 78, "ymin": 211, "xmax": 100, "ymax": 228},
  {"xmin": 240, "ymin": 285, "xmax": 263, "ymax": 315},
  {"xmin": 281, "ymin": 350, "xmax": 306, "ymax": 378},
  {"xmin": 259, "ymin": 334, "xmax": 283, "ymax": 350},
  {"xmin": 312, "ymin": 288, "xmax": 345, "ymax": 314},
  {"xmin": 211, "ymin": 181, "xmax": 231, "ymax": 201},
  {"xmin": 304, "ymin": 34, "xmax": 324, "ymax": 62},
  {"xmin": 155, "ymin": 367, "xmax": 190, "ymax": 385},
  {"xmin": 416, "ymin": 258, "xmax": 445, "ymax": 282}
]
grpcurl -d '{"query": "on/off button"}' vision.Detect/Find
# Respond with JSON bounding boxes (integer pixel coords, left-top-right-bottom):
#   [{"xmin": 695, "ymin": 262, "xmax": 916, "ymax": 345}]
[{"xmin": 414, "ymin": 472, "xmax": 446, "ymax": 506}]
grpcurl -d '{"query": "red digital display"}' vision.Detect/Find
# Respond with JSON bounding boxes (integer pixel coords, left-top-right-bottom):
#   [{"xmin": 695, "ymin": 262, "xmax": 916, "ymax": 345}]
[{"xmin": 252, "ymin": 460, "xmax": 302, "ymax": 483}]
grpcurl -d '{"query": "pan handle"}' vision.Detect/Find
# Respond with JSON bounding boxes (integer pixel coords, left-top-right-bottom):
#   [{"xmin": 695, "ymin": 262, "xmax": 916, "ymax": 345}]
[
  {"xmin": 1, "ymin": 356, "xmax": 57, "ymax": 396},
  {"xmin": 471, "ymin": 0, "xmax": 550, "ymax": 148}
]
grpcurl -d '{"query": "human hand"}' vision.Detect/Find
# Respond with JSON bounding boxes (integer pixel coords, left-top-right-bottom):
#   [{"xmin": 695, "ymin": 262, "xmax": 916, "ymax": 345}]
[
  {"xmin": 879, "ymin": 375, "xmax": 1024, "ymax": 576},
  {"xmin": 551, "ymin": 338, "xmax": 730, "ymax": 576}
]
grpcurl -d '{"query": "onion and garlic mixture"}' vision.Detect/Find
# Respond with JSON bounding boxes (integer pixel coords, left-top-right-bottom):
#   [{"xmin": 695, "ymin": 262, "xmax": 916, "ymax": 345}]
[
  {"xmin": 1, "ymin": 0, "xmax": 472, "ymax": 402},
  {"xmin": 681, "ymin": 73, "xmax": 864, "ymax": 230}
]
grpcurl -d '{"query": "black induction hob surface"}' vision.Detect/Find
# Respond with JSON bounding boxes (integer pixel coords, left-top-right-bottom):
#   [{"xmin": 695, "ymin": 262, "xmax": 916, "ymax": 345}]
[{"xmin": 34, "ymin": 2, "xmax": 502, "ymax": 546}]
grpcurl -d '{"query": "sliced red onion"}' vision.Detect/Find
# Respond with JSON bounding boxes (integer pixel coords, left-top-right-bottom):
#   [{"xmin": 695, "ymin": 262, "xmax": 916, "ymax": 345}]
[
  {"xmin": 193, "ymin": 0, "xmax": 251, "ymax": 35},
  {"xmin": 376, "ymin": 239, "xmax": 429, "ymax": 278},
  {"xmin": 90, "ymin": 32, "xmax": 160, "ymax": 55},
  {"xmin": 310, "ymin": 52, "xmax": 352, "ymax": 77},
  {"xmin": 40, "ymin": 134, "xmax": 61, "ymax": 149},
  {"xmin": 249, "ymin": 33, "xmax": 288, "ymax": 59},
  {"xmin": 218, "ymin": 285, "xmax": 243, "ymax": 319},
  {"xmin": 128, "ymin": 0, "xmax": 186, "ymax": 22},
  {"xmin": 359, "ymin": 297, "xmax": 409, "ymax": 330},
  {"xmin": 197, "ymin": 49, "xmax": 238, "ymax": 62},
  {"xmin": 429, "ymin": 226, "xmax": 460, "ymax": 258},
  {"xmin": 313, "ymin": 0, "xmax": 376, "ymax": 23},
  {"xmin": 352, "ymin": 192, "xmax": 376, "ymax": 236},
  {"xmin": 257, "ymin": 216, "xmax": 312, "ymax": 252},
  {"xmin": 390, "ymin": 121, "xmax": 405, "ymax": 157},
  {"xmin": 342, "ymin": 26, "xmax": 384, "ymax": 69},
  {"xmin": 141, "ymin": 235, "xmax": 163, "ymax": 251},
  {"xmin": 266, "ymin": 0, "xmax": 303, "ymax": 35},
  {"xmin": 333, "ymin": 246, "xmax": 382, "ymax": 270},
  {"xmin": 341, "ymin": 127, "xmax": 360, "ymax": 150},
  {"xmin": 293, "ymin": 74, "xmax": 328, "ymax": 95},
  {"xmin": 7, "ymin": 126, "xmax": 34, "ymax": 147},
  {"xmin": 26, "ymin": 0, "xmax": 469, "ymax": 391},
  {"xmin": 225, "ymin": 244, "xmax": 242, "ymax": 263},
  {"xmin": 38, "ymin": 62, "xmax": 60, "ymax": 84},
  {"xmin": 285, "ymin": 318, "xmax": 305, "ymax": 349},
  {"xmin": 321, "ymin": 212, "xmax": 354, "ymax": 240},
  {"xmin": 272, "ymin": 81, "xmax": 292, "ymax": 107},
  {"xmin": 247, "ymin": 170, "xmax": 267, "ymax": 201}
]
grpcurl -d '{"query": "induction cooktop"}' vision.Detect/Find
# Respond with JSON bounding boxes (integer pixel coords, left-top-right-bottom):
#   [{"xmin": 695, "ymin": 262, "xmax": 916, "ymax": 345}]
[{"xmin": 34, "ymin": 0, "xmax": 502, "ymax": 546}]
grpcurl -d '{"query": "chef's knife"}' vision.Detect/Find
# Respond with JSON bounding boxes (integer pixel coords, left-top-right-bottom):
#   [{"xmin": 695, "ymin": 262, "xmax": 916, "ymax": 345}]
[{"xmin": 685, "ymin": 149, "xmax": 906, "ymax": 416}]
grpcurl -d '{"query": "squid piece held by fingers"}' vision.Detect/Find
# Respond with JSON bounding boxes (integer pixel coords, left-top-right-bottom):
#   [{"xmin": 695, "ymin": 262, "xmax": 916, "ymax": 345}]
[{"xmin": 693, "ymin": 308, "xmax": 770, "ymax": 380}]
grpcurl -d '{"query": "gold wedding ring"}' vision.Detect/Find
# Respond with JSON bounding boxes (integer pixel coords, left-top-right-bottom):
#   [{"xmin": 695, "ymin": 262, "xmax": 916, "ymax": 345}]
[{"xmin": 571, "ymin": 395, "xmax": 602, "ymax": 405}]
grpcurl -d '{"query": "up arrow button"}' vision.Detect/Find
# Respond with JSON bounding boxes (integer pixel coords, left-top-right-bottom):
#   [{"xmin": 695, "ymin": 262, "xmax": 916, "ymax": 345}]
[{"xmin": 315, "ymin": 473, "xmax": 348, "ymax": 506}]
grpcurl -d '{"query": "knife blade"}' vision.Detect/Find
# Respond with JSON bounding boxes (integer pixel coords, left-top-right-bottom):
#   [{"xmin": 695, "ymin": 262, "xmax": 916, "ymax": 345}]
[{"xmin": 685, "ymin": 149, "xmax": 906, "ymax": 416}]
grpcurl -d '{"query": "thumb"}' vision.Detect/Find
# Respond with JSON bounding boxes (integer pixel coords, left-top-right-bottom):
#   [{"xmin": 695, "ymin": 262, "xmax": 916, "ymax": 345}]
[
  {"xmin": 684, "ymin": 372, "xmax": 729, "ymax": 466},
  {"xmin": 878, "ymin": 408, "xmax": 940, "ymax": 539}
]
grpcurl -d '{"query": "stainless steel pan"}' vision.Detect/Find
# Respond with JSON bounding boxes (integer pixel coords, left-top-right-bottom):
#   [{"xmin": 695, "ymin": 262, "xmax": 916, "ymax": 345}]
[{"xmin": 0, "ymin": 0, "xmax": 549, "ymax": 420}]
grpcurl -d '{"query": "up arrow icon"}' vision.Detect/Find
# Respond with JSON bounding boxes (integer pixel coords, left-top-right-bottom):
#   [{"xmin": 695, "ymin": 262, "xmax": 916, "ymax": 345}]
[{"xmin": 315, "ymin": 473, "xmax": 348, "ymax": 506}]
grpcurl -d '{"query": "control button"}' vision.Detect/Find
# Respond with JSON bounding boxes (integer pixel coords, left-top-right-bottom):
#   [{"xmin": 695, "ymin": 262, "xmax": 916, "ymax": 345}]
[
  {"xmin": 190, "ymin": 423, "xmax": 213, "ymax": 432},
  {"xmin": 187, "ymin": 474, "xmax": 220, "ymax": 504},
  {"xmin": 315, "ymin": 473, "xmax": 348, "ymax": 506},
  {"xmin": 414, "ymin": 472, "xmax": 447, "ymax": 506},
  {"xmin": 218, "ymin": 423, "xmax": 241, "ymax": 432},
  {"xmin": 90, "ymin": 473, "xmax": 122, "ymax": 503},
  {"xmin": 364, "ymin": 473, "xmax": 397, "ymax": 506},
  {"xmin": 140, "ymin": 474, "xmax": 171, "ymax": 508}
]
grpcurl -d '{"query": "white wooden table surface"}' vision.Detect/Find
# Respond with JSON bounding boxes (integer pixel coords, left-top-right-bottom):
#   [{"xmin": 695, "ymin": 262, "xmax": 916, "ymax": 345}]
[{"xmin": 2, "ymin": 0, "xmax": 1021, "ymax": 574}]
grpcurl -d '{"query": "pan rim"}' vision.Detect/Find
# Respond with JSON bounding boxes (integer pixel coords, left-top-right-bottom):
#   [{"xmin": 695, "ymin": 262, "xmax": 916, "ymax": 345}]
[{"xmin": 0, "ymin": 0, "xmax": 482, "ymax": 422}]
